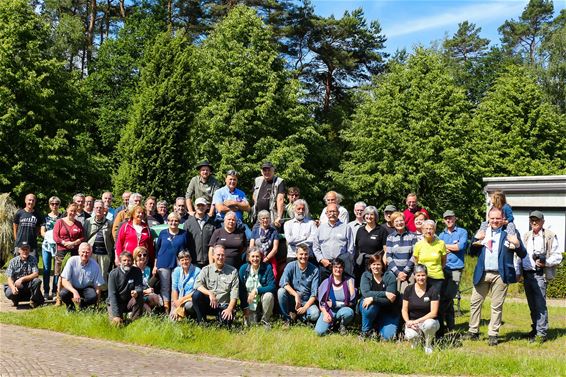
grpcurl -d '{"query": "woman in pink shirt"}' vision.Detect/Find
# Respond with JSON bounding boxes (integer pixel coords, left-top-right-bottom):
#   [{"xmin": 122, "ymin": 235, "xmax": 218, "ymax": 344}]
[{"xmin": 115, "ymin": 205, "xmax": 154, "ymax": 266}]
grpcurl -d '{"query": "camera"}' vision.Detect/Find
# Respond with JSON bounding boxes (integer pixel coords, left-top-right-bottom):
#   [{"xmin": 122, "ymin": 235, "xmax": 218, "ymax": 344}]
[{"xmin": 532, "ymin": 253, "xmax": 546, "ymax": 276}]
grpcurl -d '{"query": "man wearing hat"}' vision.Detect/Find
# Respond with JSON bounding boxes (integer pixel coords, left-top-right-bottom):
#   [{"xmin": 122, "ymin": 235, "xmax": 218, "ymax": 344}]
[
  {"xmin": 186, "ymin": 160, "xmax": 220, "ymax": 218},
  {"xmin": 4, "ymin": 241, "xmax": 44, "ymax": 307},
  {"xmin": 438, "ymin": 210, "xmax": 469, "ymax": 331},
  {"xmin": 514, "ymin": 210, "xmax": 562, "ymax": 343},
  {"xmin": 251, "ymin": 162, "xmax": 286, "ymax": 227},
  {"xmin": 380, "ymin": 205, "xmax": 398, "ymax": 235},
  {"xmin": 184, "ymin": 197, "xmax": 216, "ymax": 268}
]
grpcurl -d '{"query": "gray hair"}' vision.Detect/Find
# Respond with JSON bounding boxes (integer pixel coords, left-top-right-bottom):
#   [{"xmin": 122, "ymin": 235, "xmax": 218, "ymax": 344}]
[
  {"xmin": 363, "ymin": 205, "xmax": 378, "ymax": 219},
  {"xmin": 293, "ymin": 199, "xmax": 310, "ymax": 217},
  {"xmin": 48, "ymin": 196, "xmax": 61, "ymax": 204},
  {"xmin": 73, "ymin": 193, "xmax": 85, "ymax": 201},
  {"xmin": 177, "ymin": 250, "xmax": 192, "ymax": 260},
  {"xmin": 175, "ymin": 197, "xmax": 185, "ymax": 204},
  {"xmin": 157, "ymin": 200, "xmax": 168, "ymax": 207},
  {"xmin": 354, "ymin": 201, "xmax": 367, "ymax": 209},
  {"xmin": 93, "ymin": 199, "xmax": 104, "ymax": 207},
  {"xmin": 257, "ymin": 210, "xmax": 271, "ymax": 220},
  {"xmin": 423, "ymin": 219, "xmax": 437, "ymax": 229},
  {"xmin": 128, "ymin": 193, "xmax": 142, "ymax": 206},
  {"xmin": 414, "ymin": 264, "xmax": 428, "ymax": 275},
  {"xmin": 225, "ymin": 211, "xmax": 237, "ymax": 219}
]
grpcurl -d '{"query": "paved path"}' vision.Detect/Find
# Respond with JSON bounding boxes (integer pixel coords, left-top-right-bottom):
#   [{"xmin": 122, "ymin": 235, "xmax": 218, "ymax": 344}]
[{"xmin": 0, "ymin": 324, "xmax": 392, "ymax": 377}]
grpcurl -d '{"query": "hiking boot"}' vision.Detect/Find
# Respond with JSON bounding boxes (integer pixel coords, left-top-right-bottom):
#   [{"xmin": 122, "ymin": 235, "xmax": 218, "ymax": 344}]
[
  {"xmin": 289, "ymin": 312, "xmax": 297, "ymax": 322},
  {"xmin": 339, "ymin": 322, "xmax": 348, "ymax": 335},
  {"xmin": 529, "ymin": 335, "xmax": 547, "ymax": 344},
  {"xmin": 488, "ymin": 336, "xmax": 498, "ymax": 346},
  {"xmin": 282, "ymin": 320, "xmax": 291, "ymax": 330},
  {"xmin": 463, "ymin": 332, "xmax": 479, "ymax": 341}
]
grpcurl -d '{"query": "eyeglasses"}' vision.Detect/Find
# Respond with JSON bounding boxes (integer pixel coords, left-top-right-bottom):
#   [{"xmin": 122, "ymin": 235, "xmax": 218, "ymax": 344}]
[
  {"xmin": 50, "ymin": 202, "xmax": 60, "ymax": 206},
  {"xmin": 226, "ymin": 169, "xmax": 239, "ymax": 176}
]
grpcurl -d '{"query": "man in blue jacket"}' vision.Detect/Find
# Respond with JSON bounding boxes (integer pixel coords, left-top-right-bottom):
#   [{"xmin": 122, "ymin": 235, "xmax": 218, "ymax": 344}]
[{"xmin": 466, "ymin": 207, "xmax": 526, "ymax": 346}]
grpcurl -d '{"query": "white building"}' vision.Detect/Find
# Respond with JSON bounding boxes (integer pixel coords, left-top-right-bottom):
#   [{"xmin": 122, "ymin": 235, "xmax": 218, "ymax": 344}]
[{"xmin": 483, "ymin": 175, "xmax": 566, "ymax": 249}]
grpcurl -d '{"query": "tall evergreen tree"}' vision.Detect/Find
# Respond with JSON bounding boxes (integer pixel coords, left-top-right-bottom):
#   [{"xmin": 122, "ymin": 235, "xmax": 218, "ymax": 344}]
[
  {"xmin": 335, "ymin": 49, "xmax": 483, "ymax": 227},
  {"xmin": 499, "ymin": 0, "xmax": 554, "ymax": 65},
  {"xmin": 473, "ymin": 64, "xmax": 566, "ymax": 176},
  {"xmin": 0, "ymin": 0, "xmax": 109, "ymax": 202}
]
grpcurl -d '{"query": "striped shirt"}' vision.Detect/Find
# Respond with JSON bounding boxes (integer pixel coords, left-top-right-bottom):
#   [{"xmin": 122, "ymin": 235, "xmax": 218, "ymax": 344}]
[{"xmin": 386, "ymin": 230, "xmax": 418, "ymax": 276}]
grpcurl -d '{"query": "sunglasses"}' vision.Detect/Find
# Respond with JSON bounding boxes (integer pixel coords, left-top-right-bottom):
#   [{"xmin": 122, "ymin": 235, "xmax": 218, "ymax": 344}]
[
  {"xmin": 138, "ymin": 254, "xmax": 148, "ymax": 258},
  {"xmin": 50, "ymin": 202, "xmax": 60, "ymax": 206},
  {"xmin": 226, "ymin": 169, "xmax": 239, "ymax": 176}
]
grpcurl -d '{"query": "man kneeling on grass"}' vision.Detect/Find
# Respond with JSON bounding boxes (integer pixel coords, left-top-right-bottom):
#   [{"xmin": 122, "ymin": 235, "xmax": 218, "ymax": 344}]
[
  {"xmin": 193, "ymin": 245, "xmax": 239, "ymax": 326},
  {"xmin": 4, "ymin": 241, "xmax": 44, "ymax": 308},
  {"xmin": 60, "ymin": 243, "xmax": 104, "ymax": 312},
  {"xmin": 107, "ymin": 251, "xmax": 144, "ymax": 326}
]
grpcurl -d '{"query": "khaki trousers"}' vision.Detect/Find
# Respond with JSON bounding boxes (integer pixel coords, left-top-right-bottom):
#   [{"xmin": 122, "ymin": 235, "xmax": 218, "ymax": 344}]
[{"xmin": 468, "ymin": 271, "xmax": 508, "ymax": 336}]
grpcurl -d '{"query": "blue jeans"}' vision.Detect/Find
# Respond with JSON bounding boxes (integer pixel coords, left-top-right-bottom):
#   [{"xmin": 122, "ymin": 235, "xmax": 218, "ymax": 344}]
[
  {"xmin": 41, "ymin": 247, "xmax": 55, "ymax": 296},
  {"xmin": 523, "ymin": 271, "xmax": 548, "ymax": 337},
  {"xmin": 359, "ymin": 301, "xmax": 399, "ymax": 340},
  {"xmin": 314, "ymin": 306, "xmax": 354, "ymax": 336},
  {"xmin": 277, "ymin": 288, "xmax": 320, "ymax": 322}
]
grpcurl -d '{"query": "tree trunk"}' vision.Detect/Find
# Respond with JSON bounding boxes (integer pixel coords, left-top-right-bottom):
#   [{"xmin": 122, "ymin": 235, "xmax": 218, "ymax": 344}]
[
  {"xmin": 86, "ymin": 0, "xmax": 97, "ymax": 66},
  {"xmin": 323, "ymin": 68, "xmax": 333, "ymax": 113},
  {"xmin": 167, "ymin": 0, "xmax": 172, "ymax": 28},
  {"xmin": 119, "ymin": 0, "xmax": 125, "ymax": 18},
  {"xmin": 105, "ymin": 0, "xmax": 110, "ymax": 39}
]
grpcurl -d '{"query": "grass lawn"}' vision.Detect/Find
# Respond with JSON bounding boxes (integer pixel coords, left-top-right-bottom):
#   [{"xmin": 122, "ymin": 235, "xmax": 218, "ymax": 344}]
[{"xmin": 0, "ymin": 297, "xmax": 564, "ymax": 376}]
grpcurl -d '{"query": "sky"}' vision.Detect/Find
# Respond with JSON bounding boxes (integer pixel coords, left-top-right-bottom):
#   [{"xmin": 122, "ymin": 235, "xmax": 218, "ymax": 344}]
[{"xmin": 310, "ymin": 0, "xmax": 566, "ymax": 54}]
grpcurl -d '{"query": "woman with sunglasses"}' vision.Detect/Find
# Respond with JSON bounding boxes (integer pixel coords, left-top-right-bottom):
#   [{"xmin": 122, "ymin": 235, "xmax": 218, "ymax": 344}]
[
  {"xmin": 40, "ymin": 196, "xmax": 62, "ymax": 300},
  {"xmin": 133, "ymin": 246, "xmax": 162, "ymax": 312},
  {"xmin": 154, "ymin": 213, "xmax": 189, "ymax": 313}
]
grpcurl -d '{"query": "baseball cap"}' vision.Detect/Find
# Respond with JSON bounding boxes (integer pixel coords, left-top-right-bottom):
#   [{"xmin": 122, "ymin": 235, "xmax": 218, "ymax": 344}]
[
  {"xmin": 384, "ymin": 205, "xmax": 397, "ymax": 212},
  {"xmin": 195, "ymin": 197, "xmax": 209, "ymax": 206},
  {"xmin": 529, "ymin": 210, "xmax": 544, "ymax": 220},
  {"xmin": 443, "ymin": 210, "xmax": 456, "ymax": 218},
  {"xmin": 17, "ymin": 241, "xmax": 31, "ymax": 249}
]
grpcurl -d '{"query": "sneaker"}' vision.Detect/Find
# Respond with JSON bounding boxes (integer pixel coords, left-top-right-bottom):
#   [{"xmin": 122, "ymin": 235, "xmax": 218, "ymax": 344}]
[
  {"xmin": 339, "ymin": 322, "xmax": 347, "ymax": 336},
  {"xmin": 463, "ymin": 331, "xmax": 479, "ymax": 341},
  {"xmin": 55, "ymin": 296, "xmax": 62, "ymax": 307},
  {"xmin": 29, "ymin": 301, "xmax": 36, "ymax": 309},
  {"xmin": 289, "ymin": 312, "xmax": 297, "ymax": 322},
  {"xmin": 424, "ymin": 346, "xmax": 433, "ymax": 354},
  {"xmin": 358, "ymin": 331, "xmax": 370, "ymax": 341},
  {"xmin": 282, "ymin": 320, "xmax": 291, "ymax": 330},
  {"xmin": 488, "ymin": 336, "xmax": 498, "ymax": 346},
  {"xmin": 261, "ymin": 320, "xmax": 271, "ymax": 330}
]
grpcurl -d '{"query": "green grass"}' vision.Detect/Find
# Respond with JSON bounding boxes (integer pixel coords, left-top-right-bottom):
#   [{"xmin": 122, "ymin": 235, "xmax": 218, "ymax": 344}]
[{"xmin": 1, "ymin": 299, "xmax": 564, "ymax": 376}]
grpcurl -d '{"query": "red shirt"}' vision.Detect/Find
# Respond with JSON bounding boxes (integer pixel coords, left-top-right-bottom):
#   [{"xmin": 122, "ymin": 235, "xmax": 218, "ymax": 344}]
[
  {"xmin": 53, "ymin": 219, "xmax": 85, "ymax": 252},
  {"xmin": 403, "ymin": 207, "xmax": 429, "ymax": 233},
  {"xmin": 115, "ymin": 221, "xmax": 155, "ymax": 265}
]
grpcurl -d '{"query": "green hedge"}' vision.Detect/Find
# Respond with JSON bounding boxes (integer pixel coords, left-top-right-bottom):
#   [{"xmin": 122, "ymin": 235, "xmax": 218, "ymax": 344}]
[{"xmin": 547, "ymin": 253, "xmax": 566, "ymax": 299}]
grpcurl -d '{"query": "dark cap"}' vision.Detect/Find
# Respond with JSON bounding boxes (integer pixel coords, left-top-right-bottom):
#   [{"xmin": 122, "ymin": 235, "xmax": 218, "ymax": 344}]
[
  {"xmin": 443, "ymin": 210, "xmax": 456, "ymax": 218},
  {"xmin": 261, "ymin": 162, "xmax": 274, "ymax": 169},
  {"xmin": 17, "ymin": 241, "xmax": 31, "ymax": 249},
  {"xmin": 195, "ymin": 160, "xmax": 212, "ymax": 170},
  {"xmin": 384, "ymin": 205, "xmax": 397, "ymax": 213},
  {"xmin": 529, "ymin": 210, "xmax": 544, "ymax": 220}
]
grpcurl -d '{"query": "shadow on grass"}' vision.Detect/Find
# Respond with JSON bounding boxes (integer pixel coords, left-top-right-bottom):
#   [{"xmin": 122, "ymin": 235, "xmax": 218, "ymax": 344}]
[{"xmin": 504, "ymin": 327, "xmax": 566, "ymax": 342}]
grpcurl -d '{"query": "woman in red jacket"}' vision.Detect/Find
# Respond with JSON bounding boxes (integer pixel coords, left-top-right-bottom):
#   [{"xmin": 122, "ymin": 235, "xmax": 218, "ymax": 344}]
[
  {"xmin": 53, "ymin": 203, "xmax": 85, "ymax": 305},
  {"xmin": 115, "ymin": 205, "xmax": 154, "ymax": 266}
]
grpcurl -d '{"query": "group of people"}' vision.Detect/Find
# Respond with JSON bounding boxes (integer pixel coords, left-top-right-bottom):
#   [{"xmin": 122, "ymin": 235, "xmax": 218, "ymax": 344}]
[{"xmin": 6, "ymin": 161, "xmax": 562, "ymax": 352}]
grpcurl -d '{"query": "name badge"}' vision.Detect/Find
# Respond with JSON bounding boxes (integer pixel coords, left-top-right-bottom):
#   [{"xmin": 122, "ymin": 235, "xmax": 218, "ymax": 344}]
[
  {"xmin": 370, "ymin": 236, "xmax": 377, "ymax": 240},
  {"xmin": 424, "ymin": 297, "xmax": 430, "ymax": 303},
  {"xmin": 128, "ymin": 279, "xmax": 134, "ymax": 284}
]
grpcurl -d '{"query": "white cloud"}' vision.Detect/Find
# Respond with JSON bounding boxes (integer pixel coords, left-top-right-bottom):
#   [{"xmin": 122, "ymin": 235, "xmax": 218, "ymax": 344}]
[{"xmin": 385, "ymin": 2, "xmax": 526, "ymax": 37}]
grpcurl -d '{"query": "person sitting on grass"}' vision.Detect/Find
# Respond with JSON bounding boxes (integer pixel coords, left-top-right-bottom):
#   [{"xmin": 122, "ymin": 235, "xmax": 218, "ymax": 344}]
[
  {"xmin": 170, "ymin": 250, "xmax": 201, "ymax": 321},
  {"xmin": 238, "ymin": 246, "xmax": 276, "ymax": 327},
  {"xmin": 193, "ymin": 245, "xmax": 239, "ymax": 326},
  {"xmin": 314, "ymin": 257, "xmax": 356, "ymax": 336},
  {"xmin": 107, "ymin": 251, "xmax": 144, "ymax": 326},
  {"xmin": 60, "ymin": 242, "xmax": 104, "ymax": 312},
  {"xmin": 402, "ymin": 264, "xmax": 440, "ymax": 354},
  {"xmin": 4, "ymin": 241, "xmax": 44, "ymax": 308},
  {"xmin": 278, "ymin": 244, "xmax": 320, "ymax": 326},
  {"xmin": 359, "ymin": 254, "xmax": 400, "ymax": 340},
  {"xmin": 133, "ymin": 246, "xmax": 162, "ymax": 313}
]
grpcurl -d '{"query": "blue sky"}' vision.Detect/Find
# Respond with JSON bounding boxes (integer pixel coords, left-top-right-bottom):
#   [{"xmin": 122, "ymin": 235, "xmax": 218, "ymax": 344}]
[{"xmin": 311, "ymin": 0, "xmax": 566, "ymax": 54}]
